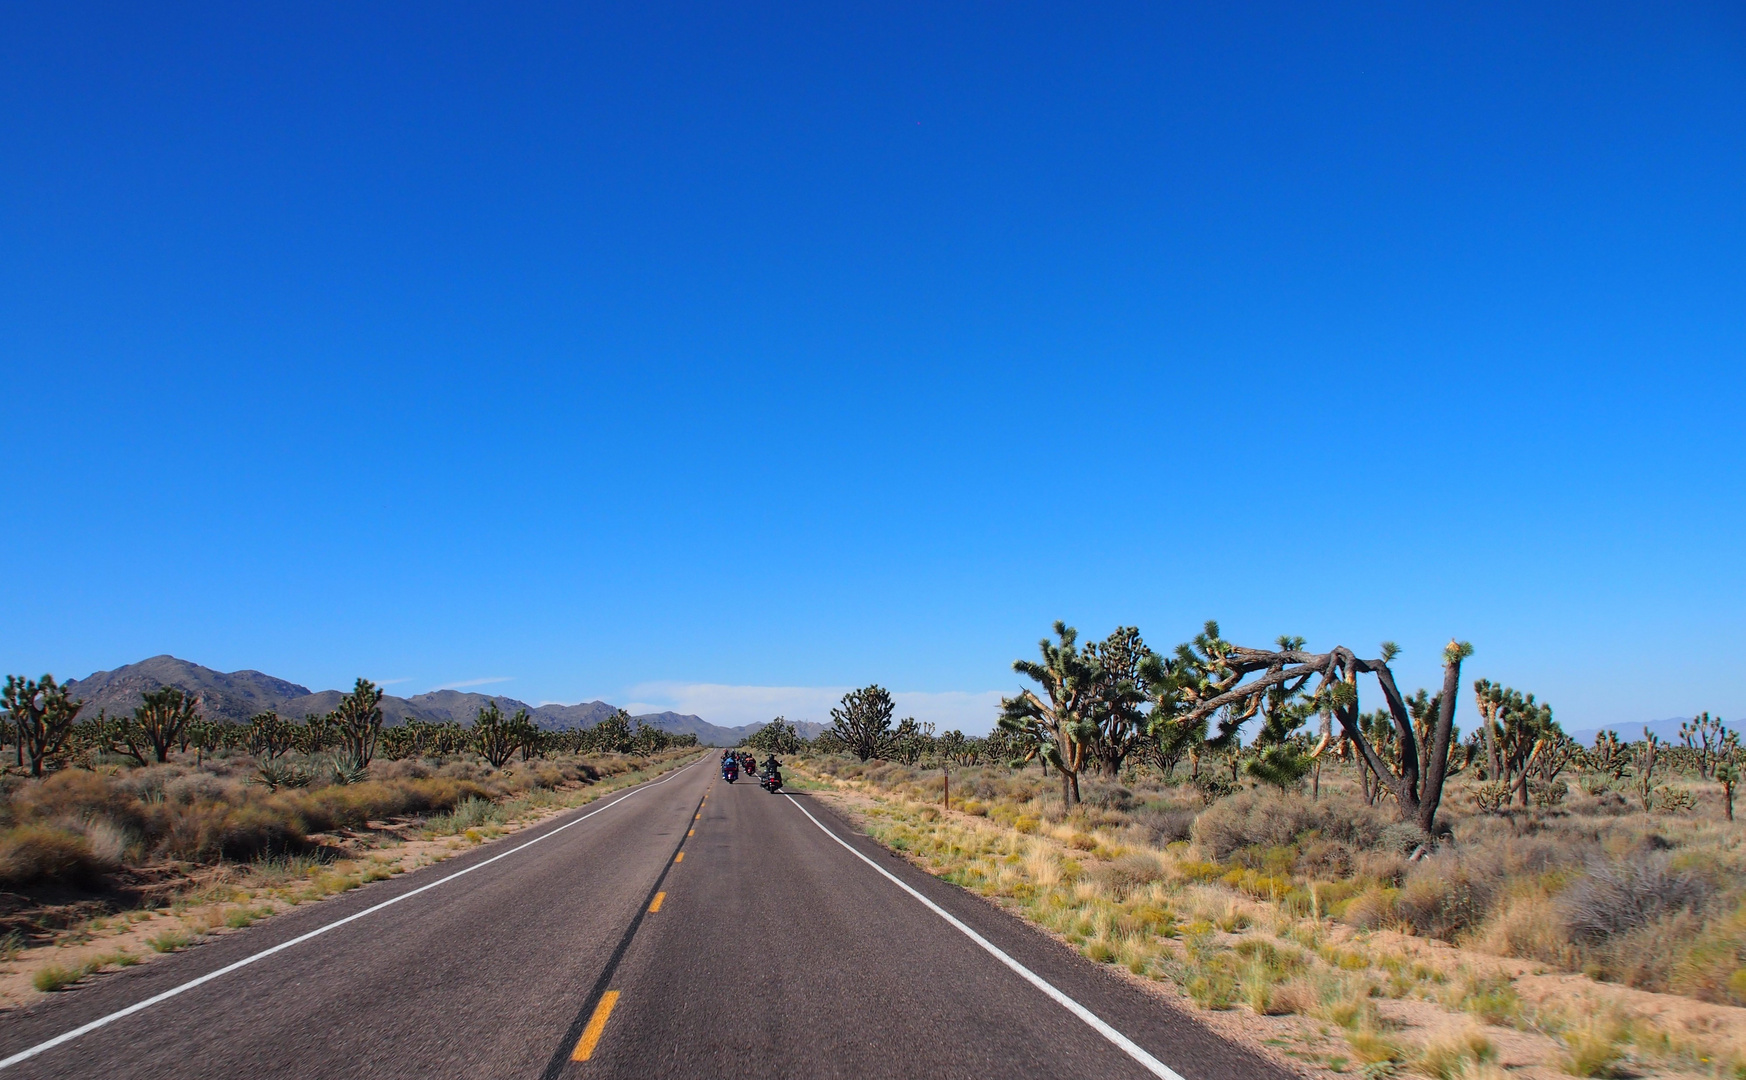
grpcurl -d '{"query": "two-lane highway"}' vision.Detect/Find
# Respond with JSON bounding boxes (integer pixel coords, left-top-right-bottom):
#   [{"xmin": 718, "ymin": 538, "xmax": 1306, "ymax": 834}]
[{"xmin": 0, "ymin": 757, "xmax": 1295, "ymax": 1079}]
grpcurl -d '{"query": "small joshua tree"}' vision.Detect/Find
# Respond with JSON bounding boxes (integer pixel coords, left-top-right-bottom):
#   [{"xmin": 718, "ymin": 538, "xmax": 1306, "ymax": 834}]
[
  {"xmin": 125, "ymin": 685, "xmax": 202, "ymax": 764},
  {"xmin": 471, "ymin": 703, "xmax": 520, "ymax": 767},
  {"xmin": 1716, "ymin": 728, "xmax": 1739, "ymax": 822},
  {"xmin": 1588, "ymin": 730, "xmax": 1630, "ymax": 782},
  {"xmin": 1717, "ymin": 758, "xmax": 1738, "ymax": 823},
  {"xmin": 1634, "ymin": 728, "xmax": 1660, "ymax": 812},
  {"xmin": 330, "ymin": 678, "xmax": 385, "ymax": 768}
]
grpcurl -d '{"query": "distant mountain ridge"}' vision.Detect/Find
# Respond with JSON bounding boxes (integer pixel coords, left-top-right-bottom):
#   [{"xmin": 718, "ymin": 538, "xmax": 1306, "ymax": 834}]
[
  {"xmin": 61, "ymin": 656, "xmax": 778, "ymax": 747},
  {"xmin": 1565, "ymin": 716, "xmax": 1724, "ymax": 747}
]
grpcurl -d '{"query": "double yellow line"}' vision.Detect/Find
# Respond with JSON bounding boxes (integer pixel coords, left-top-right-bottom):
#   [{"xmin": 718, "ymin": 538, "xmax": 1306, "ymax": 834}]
[{"xmin": 568, "ymin": 784, "xmax": 709, "ymax": 1064}]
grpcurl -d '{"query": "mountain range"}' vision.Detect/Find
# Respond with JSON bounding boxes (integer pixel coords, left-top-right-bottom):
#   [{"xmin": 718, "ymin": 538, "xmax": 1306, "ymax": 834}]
[
  {"xmin": 59, "ymin": 656, "xmax": 820, "ymax": 747},
  {"xmin": 1565, "ymin": 716, "xmax": 1721, "ymax": 747}
]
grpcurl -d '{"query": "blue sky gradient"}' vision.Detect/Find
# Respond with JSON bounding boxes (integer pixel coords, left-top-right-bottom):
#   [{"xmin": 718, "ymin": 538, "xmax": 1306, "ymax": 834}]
[{"xmin": 3, "ymin": 2, "xmax": 1742, "ymax": 732}]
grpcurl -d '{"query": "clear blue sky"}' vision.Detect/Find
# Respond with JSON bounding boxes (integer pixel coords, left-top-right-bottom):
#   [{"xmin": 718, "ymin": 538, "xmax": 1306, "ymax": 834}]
[{"xmin": 3, "ymin": 2, "xmax": 1742, "ymax": 733}]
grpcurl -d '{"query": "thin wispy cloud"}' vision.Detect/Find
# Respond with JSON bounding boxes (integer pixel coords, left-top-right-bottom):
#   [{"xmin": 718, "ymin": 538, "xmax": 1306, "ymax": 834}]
[
  {"xmin": 376, "ymin": 678, "xmax": 413, "ymax": 686},
  {"xmin": 432, "ymin": 676, "xmax": 514, "ymax": 691},
  {"xmin": 622, "ymin": 683, "xmax": 1004, "ymax": 734}
]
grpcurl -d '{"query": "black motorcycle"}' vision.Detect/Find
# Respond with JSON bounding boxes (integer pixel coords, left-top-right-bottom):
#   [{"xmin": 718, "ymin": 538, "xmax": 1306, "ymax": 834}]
[{"xmin": 759, "ymin": 769, "xmax": 783, "ymax": 793}]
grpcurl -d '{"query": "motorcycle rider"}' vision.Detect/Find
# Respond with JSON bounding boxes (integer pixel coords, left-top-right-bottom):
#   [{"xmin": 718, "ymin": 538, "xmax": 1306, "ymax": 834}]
[{"xmin": 760, "ymin": 754, "xmax": 783, "ymax": 785}]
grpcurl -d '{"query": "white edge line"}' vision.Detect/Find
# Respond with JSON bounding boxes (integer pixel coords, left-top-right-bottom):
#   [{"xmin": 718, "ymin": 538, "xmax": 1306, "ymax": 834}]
[
  {"xmin": 784, "ymin": 794, "xmax": 1187, "ymax": 1080},
  {"xmin": 0, "ymin": 757, "xmax": 707, "ymax": 1071}
]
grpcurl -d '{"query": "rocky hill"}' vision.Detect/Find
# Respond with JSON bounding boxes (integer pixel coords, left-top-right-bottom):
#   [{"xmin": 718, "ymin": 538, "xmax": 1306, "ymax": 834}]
[{"xmin": 59, "ymin": 656, "xmax": 776, "ymax": 746}]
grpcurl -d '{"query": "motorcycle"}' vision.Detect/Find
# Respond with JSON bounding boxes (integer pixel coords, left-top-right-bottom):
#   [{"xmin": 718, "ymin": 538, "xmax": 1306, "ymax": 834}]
[
  {"xmin": 722, "ymin": 759, "xmax": 739, "ymax": 783},
  {"xmin": 760, "ymin": 769, "xmax": 783, "ymax": 793}
]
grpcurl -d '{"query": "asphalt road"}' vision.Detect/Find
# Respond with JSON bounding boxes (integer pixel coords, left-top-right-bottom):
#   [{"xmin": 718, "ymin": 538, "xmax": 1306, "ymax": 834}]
[{"xmin": 0, "ymin": 758, "xmax": 1296, "ymax": 1079}]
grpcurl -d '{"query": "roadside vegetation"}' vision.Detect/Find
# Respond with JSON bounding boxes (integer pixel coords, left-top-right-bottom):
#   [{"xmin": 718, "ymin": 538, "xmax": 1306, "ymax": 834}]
[
  {"xmin": 758, "ymin": 623, "xmax": 1746, "ymax": 1078},
  {"xmin": 0, "ymin": 676, "xmax": 702, "ymax": 1002}
]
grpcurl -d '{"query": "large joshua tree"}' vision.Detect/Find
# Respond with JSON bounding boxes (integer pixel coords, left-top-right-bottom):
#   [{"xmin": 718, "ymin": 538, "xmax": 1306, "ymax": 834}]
[
  {"xmin": 1171, "ymin": 628, "xmax": 1474, "ymax": 833},
  {"xmin": 829, "ymin": 685, "xmax": 897, "ymax": 762},
  {"xmin": 1000, "ymin": 622, "xmax": 1100, "ymax": 807}
]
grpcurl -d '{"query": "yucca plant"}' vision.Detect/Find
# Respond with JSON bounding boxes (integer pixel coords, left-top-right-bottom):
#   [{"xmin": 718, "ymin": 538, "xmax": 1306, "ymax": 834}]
[{"xmin": 252, "ymin": 761, "xmax": 312, "ymax": 792}]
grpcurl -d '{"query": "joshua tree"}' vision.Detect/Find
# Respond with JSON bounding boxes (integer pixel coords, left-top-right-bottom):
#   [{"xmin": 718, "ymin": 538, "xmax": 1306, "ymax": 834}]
[
  {"xmin": 121, "ymin": 685, "xmax": 203, "ymax": 764},
  {"xmin": 590, "ymin": 709, "xmax": 635, "ymax": 753},
  {"xmin": 1244, "ymin": 636, "xmax": 1316, "ymax": 792},
  {"xmin": 294, "ymin": 713, "xmax": 334, "ymax": 755},
  {"xmin": 1717, "ymin": 753, "xmax": 1739, "ymax": 822},
  {"xmin": 830, "ymin": 685, "xmax": 897, "ymax": 762},
  {"xmin": 747, "ymin": 717, "xmax": 804, "ymax": 754},
  {"xmin": 1680, "ymin": 712, "xmax": 1727, "ymax": 780},
  {"xmin": 1469, "ymin": 683, "xmax": 1558, "ymax": 806},
  {"xmin": 1634, "ymin": 729, "xmax": 1660, "ymax": 812},
  {"xmin": 1168, "ymin": 630, "xmax": 1474, "ymax": 833},
  {"xmin": 1473, "ymin": 679, "xmax": 1506, "ymax": 780},
  {"xmin": 3, "ymin": 674, "xmax": 85, "ymax": 776},
  {"xmin": 1000, "ymin": 623, "xmax": 1099, "ymax": 806},
  {"xmin": 330, "ymin": 678, "xmax": 385, "ymax": 768},
  {"xmin": 1138, "ymin": 622, "xmax": 1254, "ymax": 786},
  {"xmin": 471, "ymin": 703, "xmax": 521, "ymax": 767},
  {"xmin": 1080, "ymin": 627, "xmax": 1155, "ymax": 778},
  {"xmin": 1587, "ymin": 729, "xmax": 1630, "ymax": 782}
]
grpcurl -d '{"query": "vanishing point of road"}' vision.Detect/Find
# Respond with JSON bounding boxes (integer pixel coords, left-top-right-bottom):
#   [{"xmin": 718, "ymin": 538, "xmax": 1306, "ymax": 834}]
[{"xmin": 0, "ymin": 758, "xmax": 1295, "ymax": 1079}]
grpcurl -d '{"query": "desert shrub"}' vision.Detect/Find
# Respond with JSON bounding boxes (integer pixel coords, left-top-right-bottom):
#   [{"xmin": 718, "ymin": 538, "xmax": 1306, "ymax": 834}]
[
  {"xmin": 1078, "ymin": 781, "xmax": 1134, "ymax": 811},
  {"xmin": 971, "ymin": 774, "xmax": 1014, "ymax": 801},
  {"xmin": 425, "ymin": 797, "xmax": 506, "ymax": 833},
  {"xmin": 214, "ymin": 804, "xmax": 307, "ymax": 860},
  {"xmin": 1096, "ymin": 852, "xmax": 1167, "ymax": 895},
  {"xmin": 371, "ymin": 759, "xmax": 433, "ymax": 780},
  {"xmin": 1377, "ymin": 821, "xmax": 1428, "ymax": 854},
  {"xmin": 114, "ymin": 764, "xmax": 192, "ymax": 803},
  {"xmin": 1130, "ymin": 804, "xmax": 1196, "ymax": 845},
  {"xmin": 1396, "ymin": 854, "xmax": 1499, "ymax": 941},
  {"xmin": 1191, "ymin": 791, "xmax": 1385, "ymax": 862},
  {"xmin": 0, "ymin": 824, "xmax": 107, "ymax": 886},
  {"xmin": 1666, "ymin": 902, "xmax": 1746, "ymax": 1005},
  {"xmin": 437, "ymin": 759, "xmax": 492, "ymax": 782},
  {"xmin": 12, "ymin": 770, "xmax": 150, "ymax": 836},
  {"xmin": 1474, "ymin": 894, "xmax": 1577, "ymax": 968},
  {"xmin": 70, "ymin": 818, "xmax": 132, "ymax": 864},
  {"xmin": 1341, "ymin": 885, "xmax": 1400, "ymax": 930},
  {"xmin": 163, "ymin": 772, "xmax": 237, "ymax": 805},
  {"xmin": 1296, "ymin": 838, "xmax": 1355, "ymax": 879},
  {"xmin": 1561, "ymin": 854, "xmax": 1710, "ymax": 943}
]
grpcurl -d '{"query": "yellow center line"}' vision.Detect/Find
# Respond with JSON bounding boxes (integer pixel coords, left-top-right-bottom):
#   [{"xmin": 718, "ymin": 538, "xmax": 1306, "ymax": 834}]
[
  {"xmin": 687, "ymin": 829, "xmax": 694, "ymax": 836},
  {"xmin": 570, "ymin": 991, "xmax": 620, "ymax": 1061},
  {"xmin": 674, "ymin": 852, "xmax": 684, "ymax": 862},
  {"xmin": 648, "ymin": 891, "xmax": 665, "ymax": 913}
]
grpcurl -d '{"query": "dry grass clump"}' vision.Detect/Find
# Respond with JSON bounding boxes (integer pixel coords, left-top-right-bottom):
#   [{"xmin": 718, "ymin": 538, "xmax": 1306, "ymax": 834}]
[
  {"xmin": 1416, "ymin": 1024, "xmax": 1501, "ymax": 1080},
  {"xmin": 1557, "ymin": 1013, "xmax": 1629, "ymax": 1077},
  {"xmin": 0, "ymin": 823, "xmax": 114, "ymax": 887}
]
